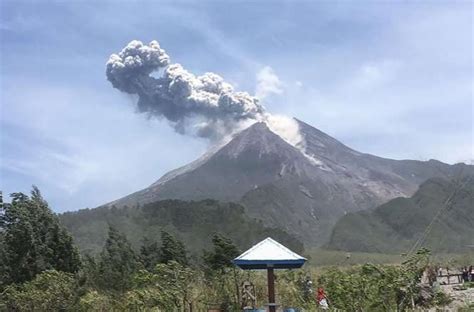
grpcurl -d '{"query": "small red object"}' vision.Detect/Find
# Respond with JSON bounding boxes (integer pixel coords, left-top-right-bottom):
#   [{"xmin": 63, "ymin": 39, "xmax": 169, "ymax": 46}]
[{"xmin": 316, "ymin": 287, "xmax": 326, "ymax": 302}]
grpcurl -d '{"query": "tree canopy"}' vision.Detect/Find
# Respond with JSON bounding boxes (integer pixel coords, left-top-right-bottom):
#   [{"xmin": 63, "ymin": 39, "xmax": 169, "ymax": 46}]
[
  {"xmin": 96, "ymin": 226, "xmax": 141, "ymax": 292},
  {"xmin": 203, "ymin": 233, "xmax": 240, "ymax": 272},
  {"xmin": 159, "ymin": 230, "xmax": 188, "ymax": 266},
  {"xmin": 0, "ymin": 187, "xmax": 80, "ymax": 287}
]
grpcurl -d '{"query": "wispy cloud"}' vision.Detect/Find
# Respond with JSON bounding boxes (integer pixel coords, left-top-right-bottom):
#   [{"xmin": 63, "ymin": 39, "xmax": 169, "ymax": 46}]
[
  {"xmin": 255, "ymin": 66, "xmax": 284, "ymax": 100},
  {"xmin": 0, "ymin": 82, "xmax": 207, "ymax": 210},
  {"xmin": 348, "ymin": 60, "xmax": 401, "ymax": 90}
]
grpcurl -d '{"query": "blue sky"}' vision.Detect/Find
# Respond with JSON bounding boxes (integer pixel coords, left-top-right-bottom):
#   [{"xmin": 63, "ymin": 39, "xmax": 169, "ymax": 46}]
[{"xmin": 1, "ymin": 0, "xmax": 472, "ymax": 212}]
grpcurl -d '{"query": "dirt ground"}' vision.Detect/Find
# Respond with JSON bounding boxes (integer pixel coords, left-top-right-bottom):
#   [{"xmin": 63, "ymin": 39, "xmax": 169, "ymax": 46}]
[{"xmin": 433, "ymin": 285, "xmax": 474, "ymax": 311}]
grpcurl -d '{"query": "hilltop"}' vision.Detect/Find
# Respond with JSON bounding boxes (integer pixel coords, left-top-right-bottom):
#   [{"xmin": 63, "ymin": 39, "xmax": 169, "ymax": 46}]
[{"xmin": 327, "ymin": 176, "xmax": 474, "ymax": 253}]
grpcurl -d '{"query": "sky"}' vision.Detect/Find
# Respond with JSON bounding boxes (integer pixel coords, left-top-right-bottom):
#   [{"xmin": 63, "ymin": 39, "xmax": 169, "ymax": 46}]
[{"xmin": 1, "ymin": 0, "xmax": 472, "ymax": 212}]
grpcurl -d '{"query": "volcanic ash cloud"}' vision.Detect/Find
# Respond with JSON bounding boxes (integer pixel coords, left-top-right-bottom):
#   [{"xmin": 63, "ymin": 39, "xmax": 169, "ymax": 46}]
[{"xmin": 106, "ymin": 40, "xmax": 266, "ymax": 140}]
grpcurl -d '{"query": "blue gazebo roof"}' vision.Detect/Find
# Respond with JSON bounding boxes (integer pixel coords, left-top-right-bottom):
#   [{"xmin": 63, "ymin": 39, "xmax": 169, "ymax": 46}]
[{"xmin": 233, "ymin": 237, "xmax": 307, "ymax": 270}]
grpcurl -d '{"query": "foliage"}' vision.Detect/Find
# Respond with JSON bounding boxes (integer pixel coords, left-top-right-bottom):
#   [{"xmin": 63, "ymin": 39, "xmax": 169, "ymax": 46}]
[
  {"xmin": 77, "ymin": 290, "xmax": 117, "ymax": 312},
  {"xmin": 125, "ymin": 261, "xmax": 198, "ymax": 311},
  {"xmin": 159, "ymin": 230, "xmax": 188, "ymax": 266},
  {"xmin": 203, "ymin": 233, "xmax": 241, "ymax": 273},
  {"xmin": 200, "ymin": 269, "xmax": 246, "ymax": 311},
  {"xmin": 76, "ymin": 254, "xmax": 99, "ymax": 290},
  {"xmin": 319, "ymin": 264, "xmax": 404, "ymax": 311},
  {"xmin": 59, "ymin": 199, "xmax": 304, "ymax": 256},
  {"xmin": 122, "ymin": 288, "xmax": 168, "ymax": 311},
  {"xmin": 277, "ymin": 269, "xmax": 317, "ymax": 310},
  {"xmin": 140, "ymin": 237, "xmax": 161, "ymax": 271},
  {"xmin": 431, "ymin": 290, "xmax": 452, "ymax": 306},
  {"xmin": 328, "ymin": 176, "xmax": 474, "ymax": 253},
  {"xmin": 459, "ymin": 303, "xmax": 474, "ymax": 312},
  {"xmin": 95, "ymin": 226, "xmax": 141, "ymax": 292},
  {"xmin": 0, "ymin": 188, "xmax": 462, "ymax": 312},
  {"xmin": 0, "ymin": 187, "xmax": 81, "ymax": 288},
  {"xmin": 317, "ymin": 248, "xmax": 446, "ymax": 311},
  {"xmin": 1, "ymin": 270, "xmax": 78, "ymax": 311}
]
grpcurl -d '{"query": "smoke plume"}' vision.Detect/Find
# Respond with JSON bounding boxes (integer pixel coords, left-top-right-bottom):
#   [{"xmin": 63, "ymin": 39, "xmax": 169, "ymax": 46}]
[{"xmin": 106, "ymin": 40, "xmax": 266, "ymax": 140}]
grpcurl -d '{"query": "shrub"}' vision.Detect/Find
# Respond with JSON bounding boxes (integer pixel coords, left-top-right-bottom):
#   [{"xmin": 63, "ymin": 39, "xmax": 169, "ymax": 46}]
[{"xmin": 1, "ymin": 270, "xmax": 78, "ymax": 311}]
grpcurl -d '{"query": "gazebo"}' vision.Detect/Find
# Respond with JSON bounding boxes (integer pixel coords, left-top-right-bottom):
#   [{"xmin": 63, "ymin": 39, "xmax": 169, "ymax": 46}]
[{"xmin": 233, "ymin": 237, "xmax": 307, "ymax": 312}]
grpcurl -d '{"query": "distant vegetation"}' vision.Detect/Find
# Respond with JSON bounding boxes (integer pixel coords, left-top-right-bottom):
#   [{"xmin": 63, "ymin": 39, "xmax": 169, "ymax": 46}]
[
  {"xmin": 306, "ymin": 248, "xmax": 474, "ymax": 268},
  {"xmin": 0, "ymin": 187, "xmax": 467, "ymax": 311},
  {"xmin": 327, "ymin": 176, "xmax": 474, "ymax": 253},
  {"xmin": 59, "ymin": 199, "xmax": 304, "ymax": 256}
]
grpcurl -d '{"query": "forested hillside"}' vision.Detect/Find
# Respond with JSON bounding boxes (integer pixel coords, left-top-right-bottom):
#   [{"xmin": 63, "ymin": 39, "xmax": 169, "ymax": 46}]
[
  {"xmin": 327, "ymin": 176, "xmax": 474, "ymax": 253},
  {"xmin": 59, "ymin": 199, "xmax": 304, "ymax": 256},
  {"xmin": 1, "ymin": 188, "xmax": 466, "ymax": 311}
]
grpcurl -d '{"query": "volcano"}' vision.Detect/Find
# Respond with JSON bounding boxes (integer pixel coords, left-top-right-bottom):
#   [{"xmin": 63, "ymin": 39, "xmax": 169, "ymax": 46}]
[{"xmin": 106, "ymin": 119, "xmax": 471, "ymax": 246}]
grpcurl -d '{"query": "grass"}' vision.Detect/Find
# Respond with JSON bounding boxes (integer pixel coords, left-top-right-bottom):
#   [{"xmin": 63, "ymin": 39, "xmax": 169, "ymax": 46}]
[
  {"xmin": 305, "ymin": 248, "xmax": 474, "ymax": 267},
  {"xmin": 305, "ymin": 248, "xmax": 402, "ymax": 267}
]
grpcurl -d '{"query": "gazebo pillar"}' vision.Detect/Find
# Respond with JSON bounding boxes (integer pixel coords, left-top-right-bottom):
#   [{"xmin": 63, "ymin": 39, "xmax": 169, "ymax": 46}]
[{"xmin": 267, "ymin": 267, "xmax": 276, "ymax": 312}]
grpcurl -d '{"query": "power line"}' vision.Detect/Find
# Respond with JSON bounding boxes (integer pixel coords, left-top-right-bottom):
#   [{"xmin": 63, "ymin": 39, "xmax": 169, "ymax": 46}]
[{"xmin": 406, "ymin": 174, "xmax": 472, "ymax": 256}]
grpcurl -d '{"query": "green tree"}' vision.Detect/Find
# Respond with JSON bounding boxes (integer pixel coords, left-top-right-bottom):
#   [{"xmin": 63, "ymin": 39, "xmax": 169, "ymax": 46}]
[
  {"xmin": 202, "ymin": 233, "xmax": 242, "ymax": 310},
  {"xmin": 159, "ymin": 230, "xmax": 188, "ymax": 266},
  {"xmin": 97, "ymin": 226, "xmax": 141, "ymax": 292},
  {"xmin": 78, "ymin": 290, "xmax": 116, "ymax": 312},
  {"xmin": 76, "ymin": 254, "xmax": 99, "ymax": 290},
  {"xmin": 125, "ymin": 261, "xmax": 198, "ymax": 311},
  {"xmin": 0, "ymin": 270, "xmax": 79, "ymax": 311},
  {"xmin": 0, "ymin": 187, "xmax": 81, "ymax": 287},
  {"xmin": 0, "ymin": 191, "xmax": 8, "ymax": 287},
  {"xmin": 139, "ymin": 237, "xmax": 161, "ymax": 271},
  {"xmin": 203, "ymin": 233, "xmax": 240, "ymax": 272}
]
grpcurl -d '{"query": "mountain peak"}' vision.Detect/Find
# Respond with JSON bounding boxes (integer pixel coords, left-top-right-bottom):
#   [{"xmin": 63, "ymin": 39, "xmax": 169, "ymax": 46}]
[
  {"xmin": 217, "ymin": 121, "xmax": 306, "ymax": 161},
  {"xmin": 151, "ymin": 121, "xmax": 301, "ymax": 188},
  {"xmin": 104, "ymin": 118, "xmax": 472, "ymax": 247},
  {"xmin": 246, "ymin": 121, "xmax": 270, "ymax": 132},
  {"xmin": 232, "ymin": 121, "xmax": 275, "ymax": 142}
]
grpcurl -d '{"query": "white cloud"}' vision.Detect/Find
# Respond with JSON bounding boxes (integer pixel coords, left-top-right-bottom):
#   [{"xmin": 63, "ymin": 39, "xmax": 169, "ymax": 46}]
[
  {"xmin": 349, "ymin": 60, "xmax": 401, "ymax": 90},
  {"xmin": 255, "ymin": 66, "xmax": 283, "ymax": 100},
  {"xmin": 1, "ymin": 146, "xmax": 99, "ymax": 194}
]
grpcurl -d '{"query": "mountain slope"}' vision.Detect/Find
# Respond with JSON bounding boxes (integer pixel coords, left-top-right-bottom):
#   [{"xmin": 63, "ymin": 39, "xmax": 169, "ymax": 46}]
[
  {"xmin": 327, "ymin": 176, "xmax": 474, "ymax": 253},
  {"xmin": 297, "ymin": 119, "xmax": 469, "ymax": 198},
  {"xmin": 59, "ymin": 199, "xmax": 304, "ymax": 256},
  {"xmin": 111, "ymin": 122, "xmax": 317, "ymax": 204},
  {"xmin": 103, "ymin": 119, "xmax": 472, "ymax": 246}
]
